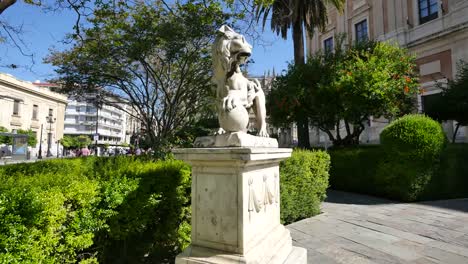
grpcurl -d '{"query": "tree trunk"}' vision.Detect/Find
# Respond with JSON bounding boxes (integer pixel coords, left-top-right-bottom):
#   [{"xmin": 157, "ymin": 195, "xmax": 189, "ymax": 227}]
[
  {"xmin": 292, "ymin": 19, "xmax": 305, "ymax": 65},
  {"xmin": 292, "ymin": 19, "xmax": 310, "ymax": 148},
  {"xmin": 0, "ymin": 0, "xmax": 17, "ymax": 15},
  {"xmin": 297, "ymin": 116, "xmax": 310, "ymax": 148},
  {"xmin": 452, "ymin": 123, "xmax": 460, "ymax": 143}
]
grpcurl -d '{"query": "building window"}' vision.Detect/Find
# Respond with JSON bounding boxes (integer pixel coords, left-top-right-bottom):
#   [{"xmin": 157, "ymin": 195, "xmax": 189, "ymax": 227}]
[
  {"xmin": 76, "ymin": 107, "xmax": 81, "ymax": 112},
  {"xmin": 323, "ymin": 37, "xmax": 333, "ymax": 53},
  {"xmin": 355, "ymin": 19, "xmax": 368, "ymax": 43},
  {"xmin": 32, "ymin": 104, "xmax": 38, "ymax": 120},
  {"xmin": 419, "ymin": 0, "xmax": 438, "ymax": 24},
  {"xmin": 13, "ymin": 100, "xmax": 20, "ymax": 116}
]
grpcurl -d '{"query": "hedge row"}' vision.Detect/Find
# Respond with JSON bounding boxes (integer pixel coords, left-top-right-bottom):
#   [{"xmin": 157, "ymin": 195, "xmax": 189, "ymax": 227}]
[
  {"xmin": 280, "ymin": 149, "xmax": 330, "ymax": 224},
  {"xmin": 330, "ymin": 143, "xmax": 468, "ymax": 201},
  {"xmin": 0, "ymin": 157, "xmax": 191, "ymax": 264},
  {"xmin": 329, "ymin": 115, "xmax": 465, "ymax": 202},
  {"xmin": 0, "ymin": 150, "xmax": 331, "ymax": 262}
]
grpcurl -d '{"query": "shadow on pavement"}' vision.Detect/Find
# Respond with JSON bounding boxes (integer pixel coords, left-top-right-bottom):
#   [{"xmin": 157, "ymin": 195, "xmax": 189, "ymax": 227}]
[{"xmin": 325, "ymin": 189, "xmax": 468, "ymax": 213}]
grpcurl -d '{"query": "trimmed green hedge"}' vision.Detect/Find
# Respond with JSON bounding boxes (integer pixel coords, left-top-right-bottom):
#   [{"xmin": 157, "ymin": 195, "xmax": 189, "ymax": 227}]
[
  {"xmin": 0, "ymin": 157, "xmax": 191, "ymax": 264},
  {"xmin": 0, "ymin": 150, "xmax": 331, "ymax": 262},
  {"xmin": 421, "ymin": 143, "xmax": 468, "ymax": 200},
  {"xmin": 280, "ymin": 149, "xmax": 330, "ymax": 224},
  {"xmin": 329, "ymin": 145, "xmax": 383, "ymax": 196},
  {"xmin": 330, "ymin": 144, "xmax": 468, "ymax": 201}
]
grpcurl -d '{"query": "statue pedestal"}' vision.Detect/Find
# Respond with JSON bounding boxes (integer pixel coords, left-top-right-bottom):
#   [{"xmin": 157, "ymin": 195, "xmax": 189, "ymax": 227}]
[{"xmin": 173, "ymin": 147, "xmax": 307, "ymax": 264}]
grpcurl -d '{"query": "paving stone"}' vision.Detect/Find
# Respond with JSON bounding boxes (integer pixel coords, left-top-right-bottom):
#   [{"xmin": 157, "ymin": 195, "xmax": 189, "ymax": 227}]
[
  {"xmin": 341, "ymin": 218, "xmax": 434, "ymax": 244},
  {"xmin": 288, "ymin": 190, "xmax": 468, "ymax": 264},
  {"xmin": 315, "ymin": 244, "xmax": 377, "ymax": 264}
]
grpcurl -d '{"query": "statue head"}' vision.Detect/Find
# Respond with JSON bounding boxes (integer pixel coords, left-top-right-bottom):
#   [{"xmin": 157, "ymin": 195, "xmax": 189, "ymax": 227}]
[{"xmin": 212, "ymin": 25, "xmax": 252, "ymax": 85}]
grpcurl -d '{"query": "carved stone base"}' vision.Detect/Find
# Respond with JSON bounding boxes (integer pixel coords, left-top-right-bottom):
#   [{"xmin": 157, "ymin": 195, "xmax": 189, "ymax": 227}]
[
  {"xmin": 176, "ymin": 245, "xmax": 306, "ymax": 264},
  {"xmin": 172, "ymin": 147, "xmax": 306, "ymax": 264},
  {"xmin": 194, "ymin": 132, "xmax": 278, "ymax": 148}
]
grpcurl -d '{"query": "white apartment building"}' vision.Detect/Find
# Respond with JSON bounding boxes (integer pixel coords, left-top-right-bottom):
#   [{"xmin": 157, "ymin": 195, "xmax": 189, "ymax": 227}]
[
  {"xmin": 0, "ymin": 73, "xmax": 67, "ymax": 158},
  {"xmin": 306, "ymin": 0, "xmax": 468, "ymax": 145},
  {"xmin": 64, "ymin": 94, "xmax": 129, "ymax": 149}
]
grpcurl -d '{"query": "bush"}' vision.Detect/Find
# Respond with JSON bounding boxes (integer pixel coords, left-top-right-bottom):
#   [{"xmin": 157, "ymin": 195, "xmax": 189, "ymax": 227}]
[
  {"xmin": 421, "ymin": 143, "xmax": 468, "ymax": 200},
  {"xmin": 329, "ymin": 144, "xmax": 468, "ymax": 201},
  {"xmin": 1, "ymin": 150, "xmax": 332, "ymax": 262},
  {"xmin": 280, "ymin": 149, "xmax": 330, "ymax": 224},
  {"xmin": 0, "ymin": 157, "xmax": 191, "ymax": 264},
  {"xmin": 328, "ymin": 115, "xmax": 457, "ymax": 202},
  {"xmin": 376, "ymin": 114, "xmax": 446, "ymax": 201},
  {"xmin": 380, "ymin": 114, "xmax": 446, "ymax": 161},
  {"xmin": 329, "ymin": 145, "xmax": 383, "ymax": 196}
]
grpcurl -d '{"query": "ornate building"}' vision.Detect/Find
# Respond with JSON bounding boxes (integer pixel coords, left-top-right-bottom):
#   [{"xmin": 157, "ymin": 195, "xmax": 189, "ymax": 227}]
[
  {"xmin": 306, "ymin": 0, "xmax": 468, "ymax": 145},
  {"xmin": 0, "ymin": 73, "xmax": 67, "ymax": 157}
]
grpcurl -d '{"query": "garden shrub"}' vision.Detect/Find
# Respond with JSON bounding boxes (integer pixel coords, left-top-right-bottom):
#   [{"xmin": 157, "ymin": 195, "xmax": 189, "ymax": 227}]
[
  {"xmin": 0, "ymin": 157, "xmax": 191, "ymax": 264},
  {"xmin": 1, "ymin": 151, "xmax": 332, "ymax": 262},
  {"xmin": 377, "ymin": 114, "xmax": 446, "ymax": 201},
  {"xmin": 280, "ymin": 149, "xmax": 330, "ymax": 224},
  {"xmin": 421, "ymin": 143, "xmax": 468, "ymax": 200},
  {"xmin": 329, "ymin": 144, "xmax": 468, "ymax": 201},
  {"xmin": 380, "ymin": 114, "xmax": 446, "ymax": 160},
  {"xmin": 329, "ymin": 145, "xmax": 383, "ymax": 196}
]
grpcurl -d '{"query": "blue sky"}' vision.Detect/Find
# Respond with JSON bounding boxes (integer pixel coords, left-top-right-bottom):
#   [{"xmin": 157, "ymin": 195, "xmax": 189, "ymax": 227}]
[{"xmin": 1, "ymin": 1, "xmax": 293, "ymax": 82}]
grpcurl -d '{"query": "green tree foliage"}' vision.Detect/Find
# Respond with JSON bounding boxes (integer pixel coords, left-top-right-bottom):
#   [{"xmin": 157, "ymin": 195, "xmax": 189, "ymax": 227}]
[
  {"xmin": 0, "ymin": 128, "xmax": 37, "ymax": 147},
  {"xmin": 48, "ymin": 0, "xmax": 230, "ymax": 152},
  {"xmin": 425, "ymin": 60, "xmax": 468, "ymax": 143},
  {"xmin": 23, "ymin": 129, "xmax": 37, "ymax": 147},
  {"xmin": 268, "ymin": 41, "xmax": 419, "ymax": 146},
  {"xmin": 11, "ymin": 129, "xmax": 37, "ymax": 147},
  {"xmin": 254, "ymin": 0, "xmax": 346, "ymax": 148},
  {"xmin": 60, "ymin": 135, "xmax": 76, "ymax": 149},
  {"xmin": 60, "ymin": 135, "xmax": 92, "ymax": 149},
  {"xmin": 75, "ymin": 135, "xmax": 92, "ymax": 148},
  {"xmin": 0, "ymin": 126, "xmax": 8, "ymax": 144}
]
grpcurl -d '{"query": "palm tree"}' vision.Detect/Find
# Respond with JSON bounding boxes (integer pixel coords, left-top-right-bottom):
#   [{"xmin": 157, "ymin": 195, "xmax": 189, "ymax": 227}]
[{"xmin": 255, "ymin": 0, "xmax": 345, "ymax": 148}]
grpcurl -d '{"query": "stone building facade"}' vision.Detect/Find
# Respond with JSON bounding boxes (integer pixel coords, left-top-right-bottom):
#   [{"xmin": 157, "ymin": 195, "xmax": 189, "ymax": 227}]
[
  {"xmin": 0, "ymin": 73, "xmax": 67, "ymax": 157},
  {"xmin": 306, "ymin": 0, "xmax": 468, "ymax": 145}
]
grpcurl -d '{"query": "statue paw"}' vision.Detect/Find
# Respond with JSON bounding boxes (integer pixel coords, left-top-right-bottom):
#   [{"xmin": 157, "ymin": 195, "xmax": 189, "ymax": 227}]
[
  {"xmin": 215, "ymin": 128, "xmax": 226, "ymax": 135},
  {"xmin": 257, "ymin": 128, "xmax": 269, "ymax": 138},
  {"xmin": 223, "ymin": 95, "xmax": 237, "ymax": 112}
]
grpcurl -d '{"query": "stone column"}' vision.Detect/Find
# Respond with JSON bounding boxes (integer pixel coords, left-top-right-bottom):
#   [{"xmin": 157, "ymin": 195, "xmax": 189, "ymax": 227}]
[{"xmin": 174, "ymin": 143, "xmax": 306, "ymax": 264}]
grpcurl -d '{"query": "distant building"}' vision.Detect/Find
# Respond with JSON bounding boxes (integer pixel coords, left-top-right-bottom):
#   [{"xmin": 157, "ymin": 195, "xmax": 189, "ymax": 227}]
[
  {"xmin": 124, "ymin": 107, "xmax": 142, "ymax": 144},
  {"xmin": 249, "ymin": 71, "xmax": 298, "ymax": 147},
  {"xmin": 305, "ymin": 0, "xmax": 468, "ymax": 145},
  {"xmin": 0, "ymin": 73, "xmax": 67, "ymax": 157},
  {"xmin": 32, "ymin": 81, "xmax": 140, "ymax": 154},
  {"xmin": 63, "ymin": 93, "xmax": 134, "ymax": 153}
]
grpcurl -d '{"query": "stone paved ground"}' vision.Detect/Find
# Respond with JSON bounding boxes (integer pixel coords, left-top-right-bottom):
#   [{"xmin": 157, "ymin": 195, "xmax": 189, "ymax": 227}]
[{"xmin": 287, "ymin": 190, "xmax": 468, "ymax": 264}]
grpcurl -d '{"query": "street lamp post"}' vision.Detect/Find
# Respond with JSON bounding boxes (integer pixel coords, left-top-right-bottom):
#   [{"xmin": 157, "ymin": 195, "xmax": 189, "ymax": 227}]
[
  {"xmin": 95, "ymin": 106, "xmax": 99, "ymax": 156},
  {"xmin": 46, "ymin": 115, "xmax": 56, "ymax": 157},
  {"xmin": 38, "ymin": 124, "xmax": 43, "ymax": 159}
]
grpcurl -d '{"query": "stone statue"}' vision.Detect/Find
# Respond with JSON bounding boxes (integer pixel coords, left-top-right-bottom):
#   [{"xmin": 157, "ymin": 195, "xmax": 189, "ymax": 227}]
[{"xmin": 212, "ymin": 25, "xmax": 269, "ymax": 137}]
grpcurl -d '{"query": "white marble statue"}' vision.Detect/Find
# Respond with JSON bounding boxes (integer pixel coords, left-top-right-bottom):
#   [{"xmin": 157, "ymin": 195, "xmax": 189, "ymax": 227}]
[{"xmin": 212, "ymin": 25, "xmax": 269, "ymax": 137}]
